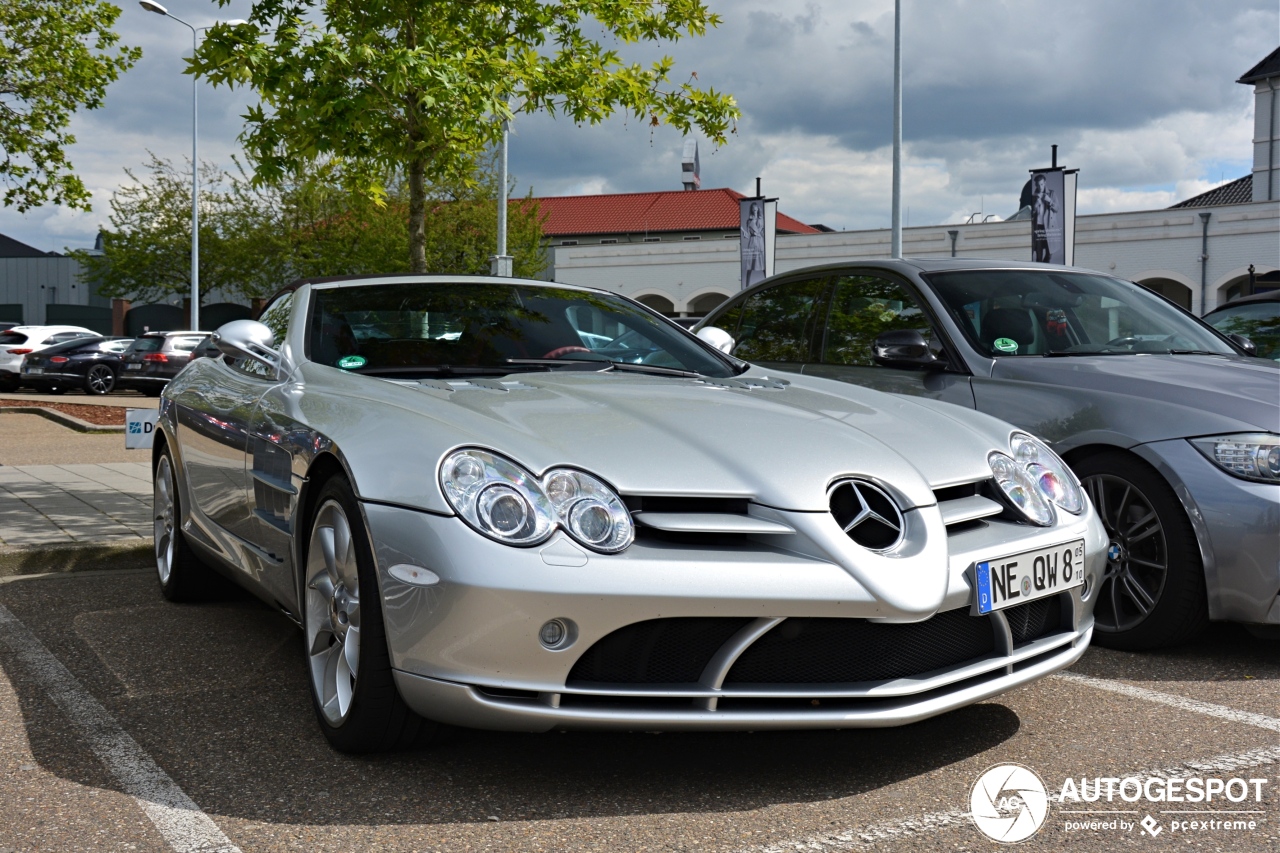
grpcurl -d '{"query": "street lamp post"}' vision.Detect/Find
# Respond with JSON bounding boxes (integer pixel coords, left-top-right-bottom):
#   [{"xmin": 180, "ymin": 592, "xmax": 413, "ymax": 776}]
[
  {"xmin": 890, "ymin": 0, "xmax": 903, "ymax": 259},
  {"xmin": 139, "ymin": 3, "xmax": 245, "ymax": 330}
]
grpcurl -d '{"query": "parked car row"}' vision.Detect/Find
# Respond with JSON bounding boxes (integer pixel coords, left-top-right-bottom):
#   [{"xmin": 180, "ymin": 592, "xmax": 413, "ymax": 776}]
[
  {"xmin": 0, "ymin": 327, "xmax": 212, "ymax": 395},
  {"xmin": 149, "ymin": 261, "xmax": 1274, "ymax": 754}
]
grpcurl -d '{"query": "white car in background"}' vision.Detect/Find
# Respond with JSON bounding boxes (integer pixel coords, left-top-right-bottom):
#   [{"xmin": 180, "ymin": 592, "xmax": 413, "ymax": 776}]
[{"xmin": 0, "ymin": 325, "xmax": 99, "ymax": 392}]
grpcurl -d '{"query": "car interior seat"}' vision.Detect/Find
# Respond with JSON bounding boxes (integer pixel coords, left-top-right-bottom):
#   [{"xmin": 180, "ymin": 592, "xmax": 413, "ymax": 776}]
[{"xmin": 980, "ymin": 307, "xmax": 1039, "ymax": 355}]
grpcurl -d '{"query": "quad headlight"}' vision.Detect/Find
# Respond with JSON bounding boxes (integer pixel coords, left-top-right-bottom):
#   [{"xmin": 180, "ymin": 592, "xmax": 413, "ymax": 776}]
[
  {"xmin": 440, "ymin": 449, "xmax": 634, "ymax": 553},
  {"xmin": 988, "ymin": 432, "xmax": 1085, "ymax": 526},
  {"xmin": 1189, "ymin": 433, "xmax": 1280, "ymax": 483}
]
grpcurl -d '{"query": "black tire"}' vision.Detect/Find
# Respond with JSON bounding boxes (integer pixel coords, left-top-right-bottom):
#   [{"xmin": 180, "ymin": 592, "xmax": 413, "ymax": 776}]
[
  {"xmin": 85, "ymin": 364, "xmax": 116, "ymax": 395},
  {"xmin": 142, "ymin": 386, "xmax": 163, "ymax": 397},
  {"xmin": 302, "ymin": 476, "xmax": 438, "ymax": 753},
  {"xmin": 1074, "ymin": 450, "xmax": 1208, "ymax": 650},
  {"xmin": 153, "ymin": 445, "xmax": 216, "ymax": 601}
]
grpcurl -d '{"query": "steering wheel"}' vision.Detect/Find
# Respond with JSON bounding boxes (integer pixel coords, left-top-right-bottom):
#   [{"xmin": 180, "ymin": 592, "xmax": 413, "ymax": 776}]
[
  {"xmin": 1105, "ymin": 336, "xmax": 1140, "ymax": 348},
  {"xmin": 541, "ymin": 345, "xmax": 593, "ymax": 359}
]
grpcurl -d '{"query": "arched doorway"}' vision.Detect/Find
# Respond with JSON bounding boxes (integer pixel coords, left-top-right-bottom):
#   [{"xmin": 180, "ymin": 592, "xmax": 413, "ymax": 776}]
[
  {"xmin": 635, "ymin": 294, "xmax": 676, "ymax": 316},
  {"xmin": 1136, "ymin": 277, "xmax": 1193, "ymax": 311},
  {"xmin": 687, "ymin": 291, "xmax": 731, "ymax": 318}
]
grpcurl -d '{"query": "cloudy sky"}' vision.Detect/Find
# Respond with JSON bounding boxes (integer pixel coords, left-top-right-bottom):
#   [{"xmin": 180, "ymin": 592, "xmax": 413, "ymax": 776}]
[{"xmin": 3, "ymin": 0, "xmax": 1276, "ymax": 252}]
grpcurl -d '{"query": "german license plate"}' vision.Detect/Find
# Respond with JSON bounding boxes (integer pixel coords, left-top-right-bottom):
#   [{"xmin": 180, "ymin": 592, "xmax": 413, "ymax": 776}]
[
  {"xmin": 973, "ymin": 539, "xmax": 1085, "ymax": 614},
  {"xmin": 26, "ymin": 367, "xmax": 42, "ymax": 374},
  {"xmin": 126, "ymin": 363, "xmax": 142, "ymax": 370}
]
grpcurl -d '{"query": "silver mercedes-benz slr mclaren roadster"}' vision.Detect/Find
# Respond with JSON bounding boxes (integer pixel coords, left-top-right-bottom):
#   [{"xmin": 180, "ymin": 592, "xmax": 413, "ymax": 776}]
[{"xmin": 154, "ymin": 275, "xmax": 1106, "ymax": 752}]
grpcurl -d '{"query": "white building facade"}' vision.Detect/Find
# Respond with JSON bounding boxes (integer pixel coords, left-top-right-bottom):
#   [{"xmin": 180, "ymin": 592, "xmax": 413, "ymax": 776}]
[{"xmin": 551, "ymin": 198, "xmax": 1279, "ymax": 317}]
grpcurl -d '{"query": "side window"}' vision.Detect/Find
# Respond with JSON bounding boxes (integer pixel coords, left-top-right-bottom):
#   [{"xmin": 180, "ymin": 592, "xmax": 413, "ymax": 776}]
[
  {"xmin": 258, "ymin": 293, "xmax": 294, "ymax": 344},
  {"xmin": 822, "ymin": 275, "xmax": 931, "ymax": 366},
  {"xmin": 171, "ymin": 336, "xmax": 204, "ymax": 353},
  {"xmin": 729, "ymin": 277, "xmax": 829, "ymax": 364}
]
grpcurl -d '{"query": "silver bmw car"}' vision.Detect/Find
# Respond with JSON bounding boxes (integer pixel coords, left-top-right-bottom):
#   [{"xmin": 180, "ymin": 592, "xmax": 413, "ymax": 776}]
[{"xmin": 154, "ymin": 275, "xmax": 1105, "ymax": 752}]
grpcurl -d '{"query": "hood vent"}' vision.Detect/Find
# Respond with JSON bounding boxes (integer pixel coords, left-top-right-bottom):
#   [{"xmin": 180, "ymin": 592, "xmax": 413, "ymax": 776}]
[{"xmin": 829, "ymin": 479, "xmax": 905, "ymax": 551}]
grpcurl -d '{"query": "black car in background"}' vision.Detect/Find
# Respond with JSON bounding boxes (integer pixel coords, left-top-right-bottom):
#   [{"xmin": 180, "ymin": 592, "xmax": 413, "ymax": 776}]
[
  {"xmin": 21, "ymin": 336, "xmax": 134, "ymax": 395},
  {"xmin": 117, "ymin": 331, "xmax": 210, "ymax": 396},
  {"xmin": 1203, "ymin": 290, "xmax": 1280, "ymax": 361}
]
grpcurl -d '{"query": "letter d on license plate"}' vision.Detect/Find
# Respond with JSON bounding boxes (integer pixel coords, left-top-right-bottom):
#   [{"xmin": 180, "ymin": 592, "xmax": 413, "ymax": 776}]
[{"xmin": 972, "ymin": 539, "xmax": 1085, "ymax": 614}]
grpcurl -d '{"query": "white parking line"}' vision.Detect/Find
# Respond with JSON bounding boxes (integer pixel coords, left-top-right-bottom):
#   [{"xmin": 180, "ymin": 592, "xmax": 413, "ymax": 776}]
[
  {"xmin": 747, "ymin": 745, "xmax": 1280, "ymax": 852},
  {"xmin": 1055, "ymin": 671, "xmax": 1280, "ymax": 734},
  {"xmin": 0, "ymin": 602, "xmax": 242, "ymax": 853}
]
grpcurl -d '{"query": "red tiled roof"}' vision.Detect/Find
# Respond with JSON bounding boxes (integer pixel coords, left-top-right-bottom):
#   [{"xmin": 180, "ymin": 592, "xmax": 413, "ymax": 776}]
[{"xmin": 532, "ymin": 188, "xmax": 821, "ymax": 237}]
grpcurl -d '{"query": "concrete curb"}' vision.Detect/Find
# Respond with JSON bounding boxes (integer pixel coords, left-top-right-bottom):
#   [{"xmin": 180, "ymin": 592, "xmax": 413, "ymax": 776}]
[
  {"xmin": 0, "ymin": 541, "xmax": 152, "ymax": 577},
  {"xmin": 0, "ymin": 406, "xmax": 125, "ymax": 434}
]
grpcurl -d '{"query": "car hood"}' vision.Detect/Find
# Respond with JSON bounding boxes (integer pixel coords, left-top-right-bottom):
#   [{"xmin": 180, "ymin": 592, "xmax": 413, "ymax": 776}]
[
  {"xmin": 299, "ymin": 366, "xmax": 1010, "ymax": 514},
  {"xmin": 986, "ymin": 353, "xmax": 1280, "ymax": 444}
]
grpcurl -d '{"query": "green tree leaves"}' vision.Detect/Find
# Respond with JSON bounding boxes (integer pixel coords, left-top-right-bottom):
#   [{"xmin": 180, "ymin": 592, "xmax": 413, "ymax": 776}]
[
  {"xmin": 0, "ymin": 1, "xmax": 141, "ymax": 211},
  {"xmin": 193, "ymin": 1, "xmax": 738, "ymax": 271}
]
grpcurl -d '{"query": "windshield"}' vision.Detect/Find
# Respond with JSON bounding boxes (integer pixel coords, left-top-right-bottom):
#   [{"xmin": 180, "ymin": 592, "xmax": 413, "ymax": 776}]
[
  {"xmin": 307, "ymin": 281, "xmax": 736, "ymax": 378},
  {"xmin": 39, "ymin": 337, "xmax": 108, "ymax": 355},
  {"xmin": 128, "ymin": 335, "xmax": 166, "ymax": 353},
  {"xmin": 1205, "ymin": 300, "xmax": 1280, "ymax": 361},
  {"xmin": 924, "ymin": 270, "xmax": 1236, "ymax": 357}
]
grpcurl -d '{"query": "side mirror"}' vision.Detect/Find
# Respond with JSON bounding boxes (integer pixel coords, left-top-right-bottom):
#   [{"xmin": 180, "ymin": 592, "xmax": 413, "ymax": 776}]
[
  {"xmin": 213, "ymin": 319, "xmax": 280, "ymax": 369},
  {"xmin": 1227, "ymin": 333, "xmax": 1257, "ymax": 357},
  {"xmin": 873, "ymin": 329, "xmax": 941, "ymax": 368},
  {"xmin": 696, "ymin": 326, "xmax": 735, "ymax": 354}
]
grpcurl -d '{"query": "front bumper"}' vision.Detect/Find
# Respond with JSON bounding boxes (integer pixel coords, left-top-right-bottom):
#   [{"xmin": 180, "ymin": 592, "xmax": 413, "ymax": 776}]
[
  {"xmin": 1136, "ymin": 439, "xmax": 1280, "ymax": 625},
  {"xmin": 362, "ymin": 500, "xmax": 1104, "ymax": 731}
]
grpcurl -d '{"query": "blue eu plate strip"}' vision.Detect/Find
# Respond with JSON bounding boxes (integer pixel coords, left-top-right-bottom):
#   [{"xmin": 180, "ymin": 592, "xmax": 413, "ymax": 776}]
[{"xmin": 975, "ymin": 560, "xmax": 993, "ymax": 614}]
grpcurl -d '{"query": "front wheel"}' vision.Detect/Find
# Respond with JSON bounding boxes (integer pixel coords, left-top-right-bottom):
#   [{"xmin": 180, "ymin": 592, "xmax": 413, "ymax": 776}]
[
  {"xmin": 303, "ymin": 477, "xmax": 437, "ymax": 752},
  {"xmin": 1074, "ymin": 451, "xmax": 1208, "ymax": 650},
  {"xmin": 154, "ymin": 447, "xmax": 215, "ymax": 601}
]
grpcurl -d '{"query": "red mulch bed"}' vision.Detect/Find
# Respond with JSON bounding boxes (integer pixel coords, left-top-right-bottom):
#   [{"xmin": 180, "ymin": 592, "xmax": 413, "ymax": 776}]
[{"xmin": 0, "ymin": 399, "xmax": 127, "ymax": 426}]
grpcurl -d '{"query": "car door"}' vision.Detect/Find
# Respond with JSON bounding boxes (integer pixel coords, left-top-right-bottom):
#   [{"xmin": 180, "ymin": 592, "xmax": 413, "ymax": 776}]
[
  {"xmin": 801, "ymin": 272, "xmax": 977, "ymax": 407},
  {"xmin": 171, "ymin": 357, "xmax": 268, "ymax": 546},
  {"xmin": 713, "ymin": 274, "xmax": 831, "ymax": 371}
]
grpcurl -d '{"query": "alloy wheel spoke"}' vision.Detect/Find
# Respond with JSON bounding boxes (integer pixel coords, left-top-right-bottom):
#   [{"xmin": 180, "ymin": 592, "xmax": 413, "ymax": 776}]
[
  {"xmin": 1127, "ymin": 514, "xmax": 1162, "ymax": 545},
  {"xmin": 343, "ymin": 625, "xmax": 361, "ymax": 679},
  {"xmin": 1121, "ymin": 574, "xmax": 1156, "ymax": 614},
  {"xmin": 1108, "ymin": 577, "xmax": 1122, "ymax": 627},
  {"xmin": 1128, "ymin": 556, "xmax": 1165, "ymax": 571},
  {"xmin": 1113, "ymin": 485, "xmax": 1132, "ymax": 526}
]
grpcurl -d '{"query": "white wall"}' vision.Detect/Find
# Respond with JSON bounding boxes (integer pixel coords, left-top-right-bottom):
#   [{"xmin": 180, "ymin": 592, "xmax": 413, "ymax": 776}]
[{"xmin": 552, "ymin": 200, "xmax": 1280, "ymax": 315}]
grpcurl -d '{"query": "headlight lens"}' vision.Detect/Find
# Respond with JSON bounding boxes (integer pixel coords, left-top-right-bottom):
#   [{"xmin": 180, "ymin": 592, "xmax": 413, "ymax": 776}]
[
  {"xmin": 440, "ymin": 450, "xmax": 555, "ymax": 545},
  {"xmin": 989, "ymin": 451, "xmax": 1055, "ymax": 525},
  {"xmin": 541, "ymin": 468, "xmax": 634, "ymax": 553},
  {"xmin": 1010, "ymin": 432, "xmax": 1085, "ymax": 515},
  {"xmin": 1190, "ymin": 433, "xmax": 1280, "ymax": 483},
  {"xmin": 440, "ymin": 451, "xmax": 634, "ymax": 553}
]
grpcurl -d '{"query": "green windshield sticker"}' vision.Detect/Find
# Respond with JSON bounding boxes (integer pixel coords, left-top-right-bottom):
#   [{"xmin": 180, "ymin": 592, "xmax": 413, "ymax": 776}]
[
  {"xmin": 337, "ymin": 355, "xmax": 367, "ymax": 369},
  {"xmin": 993, "ymin": 337, "xmax": 1019, "ymax": 354}
]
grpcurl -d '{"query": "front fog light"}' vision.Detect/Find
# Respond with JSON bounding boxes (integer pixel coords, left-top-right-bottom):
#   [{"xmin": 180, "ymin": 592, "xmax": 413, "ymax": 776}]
[{"xmin": 539, "ymin": 618, "xmax": 575, "ymax": 649}]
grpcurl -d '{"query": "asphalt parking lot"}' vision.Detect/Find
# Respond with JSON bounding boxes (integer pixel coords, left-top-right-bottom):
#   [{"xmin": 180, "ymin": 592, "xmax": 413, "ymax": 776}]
[{"xmin": 0, "ymin": 564, "xmax": 1276, "ymax": 853}]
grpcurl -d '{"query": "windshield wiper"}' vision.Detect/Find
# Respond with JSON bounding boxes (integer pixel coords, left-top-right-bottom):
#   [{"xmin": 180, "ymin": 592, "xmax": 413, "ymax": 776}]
[
  {"xmin": 1044, "ymin": 350, "xmax": 1140, "ymax": 357},
  {"xmin": 505, "ymin": 357, "xmax": 704, "ymax": 378},
  {"xmin": 1166, "ymin": 350, "xmax": 1230, "ymax": 356}
]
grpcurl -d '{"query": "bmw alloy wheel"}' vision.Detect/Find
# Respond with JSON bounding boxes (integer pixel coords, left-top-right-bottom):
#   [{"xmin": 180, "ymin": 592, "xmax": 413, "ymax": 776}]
[
  {"xmin": 305, "ymin": 500, "xmax": 363, "ymax": 727},
  {"xmin": 1083, "ymin": 473, "xmax": 1168, "ymax": 633}
]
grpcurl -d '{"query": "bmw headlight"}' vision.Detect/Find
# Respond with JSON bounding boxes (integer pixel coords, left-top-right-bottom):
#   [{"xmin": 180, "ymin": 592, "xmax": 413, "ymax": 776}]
[
  {"xmin": 1190, "ymin": 433, "xmax": 1280, "ymax": 483},
  {"xmin": 440, "ymin": 450, "xmax": 634, "ymax": 553},
  {"xmin": 1010, "ymin": 432, "xmax": 1085, "ymax": 515},
  {"xmin": 440, "ymin": 450, "xmax": 556, "ymax": 546}
]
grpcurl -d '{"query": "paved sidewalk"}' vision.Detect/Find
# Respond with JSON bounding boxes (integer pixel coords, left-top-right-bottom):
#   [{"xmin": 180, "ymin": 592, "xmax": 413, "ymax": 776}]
[{"xmin": 0, "ymin": 463, "xmax": 151, "ymax": 548}]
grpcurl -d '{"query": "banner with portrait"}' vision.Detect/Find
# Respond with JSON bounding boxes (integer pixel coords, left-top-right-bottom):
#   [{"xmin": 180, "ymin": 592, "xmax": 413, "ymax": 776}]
[
  {"xmin": 740, "ymin": 198, "xmax": 777, "ymax": 289},
  {"xmin": 1028, "ymin": 168, "xmax": 1077, "ymax": 265}
]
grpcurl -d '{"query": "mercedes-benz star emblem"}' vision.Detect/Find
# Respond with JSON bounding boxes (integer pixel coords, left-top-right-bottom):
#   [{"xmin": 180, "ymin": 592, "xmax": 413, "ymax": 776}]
[{"xmin": 830, "ymin": 480, "xmax": 905, "ymax": 551}]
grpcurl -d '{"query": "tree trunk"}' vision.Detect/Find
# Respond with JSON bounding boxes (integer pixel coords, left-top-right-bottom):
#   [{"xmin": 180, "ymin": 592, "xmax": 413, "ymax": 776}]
[{"xmin": 408, "ymin": 156, "xmax": 427, "ymax": 273}]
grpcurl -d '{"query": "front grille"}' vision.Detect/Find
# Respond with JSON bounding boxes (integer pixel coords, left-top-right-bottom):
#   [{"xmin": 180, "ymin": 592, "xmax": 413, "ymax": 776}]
[
  {"xmin": 724, "ymin": 609, "xmax": 995, "ymax": 685},
  {"xmin": 1005, "ymin": 596, "xmax": 1064, "ymax": 647},
  {"xmin": 567, "ymin": 617, "xmax": 753, "ymax": 684}
]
